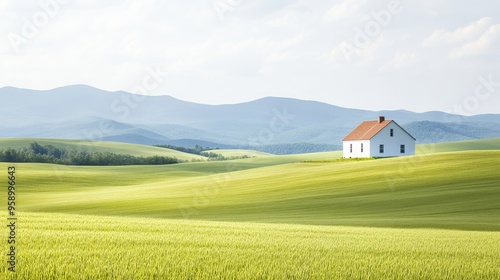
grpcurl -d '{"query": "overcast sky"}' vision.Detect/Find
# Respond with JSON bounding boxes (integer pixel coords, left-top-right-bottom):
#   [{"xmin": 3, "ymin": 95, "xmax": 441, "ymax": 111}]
[{"xmin": 1, "ymin": 0, "xmax": 499, "ymax": 115}]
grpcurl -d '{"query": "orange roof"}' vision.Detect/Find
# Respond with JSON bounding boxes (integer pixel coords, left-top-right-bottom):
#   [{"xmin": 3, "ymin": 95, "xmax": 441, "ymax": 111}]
[{"xmin": 343, "ymin": 120, "xmax": 392, "ymax": 141}]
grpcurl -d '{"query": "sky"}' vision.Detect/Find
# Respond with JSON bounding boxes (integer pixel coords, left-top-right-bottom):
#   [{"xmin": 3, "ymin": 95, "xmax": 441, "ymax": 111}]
[{"xmin": 1, "ymin": 0, "xmax": 500, "ymax": 115}]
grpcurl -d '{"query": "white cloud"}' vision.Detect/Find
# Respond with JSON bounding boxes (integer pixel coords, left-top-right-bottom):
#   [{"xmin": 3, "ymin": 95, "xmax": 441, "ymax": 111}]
[
  {"xmin": 390, "ymin": 52, "xmax": 421, "ymax": 69},
  {"xmin": 423, "ymin": 17, "xmax": 493, "ymax": 47},
  {"xmin": 450, "ymin": 24, "xmax": 500, "ymax": 58},
  {"xmin": 0, "ymin": 1, "xmax": 12, "ymax": 11},
  {"xmin": 324, "ymin": 0, "xmax": 367, "ymax": 22},
  {"xmin": 259, "ymin": 52, "xmax": 298, "ymax": 75},
  {"xmin": 1, "ymin": 1, "xmax": 500, "ymax": 114},
  {"xmin": 356, "ymin": 34, "xmax": 393, "ymax": 62},
  {"xmin": 329, "ymin": 33, "xmax": 394, "ymax": 66}
]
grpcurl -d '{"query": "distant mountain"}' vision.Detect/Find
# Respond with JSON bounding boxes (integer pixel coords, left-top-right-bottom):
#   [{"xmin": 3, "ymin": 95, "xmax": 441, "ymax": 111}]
[
  {"xmin": 1, "ymin": 85, "xmax": 500, "ymax": 153},
  {"xmin": 403, "ymin": 121, "xmax": 500, "ymax": 144}
]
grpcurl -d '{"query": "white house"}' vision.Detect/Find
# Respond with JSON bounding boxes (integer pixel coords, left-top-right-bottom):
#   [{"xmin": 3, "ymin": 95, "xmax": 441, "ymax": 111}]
[{"xmin": 342, "ymin": 116, "xmax": 416, "ymax": 158}]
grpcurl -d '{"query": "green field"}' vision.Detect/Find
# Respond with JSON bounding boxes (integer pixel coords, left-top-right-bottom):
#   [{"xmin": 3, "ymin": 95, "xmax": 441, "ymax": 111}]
[
  {"xmin": 417, "ymin": 137, "xmax": 500, "ymax": 154},
  {"xmin": 1, "ymin": 138, "xmax": 500, "ymax": 279},
  {"xmin": 3, "ymin": 212, "xmax": 498, "ymax": 279}
]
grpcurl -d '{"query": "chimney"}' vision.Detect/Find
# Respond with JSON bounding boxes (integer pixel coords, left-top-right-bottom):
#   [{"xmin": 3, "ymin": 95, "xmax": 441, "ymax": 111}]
[{"xmin": 378, "ymin": 116, "xmax": 385, "ymax": 123}]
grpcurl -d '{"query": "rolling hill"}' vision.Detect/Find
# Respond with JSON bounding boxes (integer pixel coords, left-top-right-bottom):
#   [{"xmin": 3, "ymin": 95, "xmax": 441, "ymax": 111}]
[
  {"xmin": 2, "ymin": 138, "xmax": 499, "ymax": 278},
  {"xmin": 9, "ymin": 142, "xmax": 500, "ymax": 231},
  {"xmin": 418, "ymin": 137, "xmax": 500, "ymax": 154}
]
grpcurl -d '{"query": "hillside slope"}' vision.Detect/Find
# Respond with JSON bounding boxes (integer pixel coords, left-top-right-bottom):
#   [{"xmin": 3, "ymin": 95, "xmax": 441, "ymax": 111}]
[{"xmin": 418, "ymin": 138, "xmax": 500, "ymax": 154}]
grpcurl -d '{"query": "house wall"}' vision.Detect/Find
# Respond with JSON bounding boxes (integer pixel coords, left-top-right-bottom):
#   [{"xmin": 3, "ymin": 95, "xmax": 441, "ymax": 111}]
[
  {"xmin": 369, "ymin": 122, "xmax": 415, "ymax": 157},
  {"xmin": 343, "ymin": 140, "xmax": 371, "ymax": 158}
]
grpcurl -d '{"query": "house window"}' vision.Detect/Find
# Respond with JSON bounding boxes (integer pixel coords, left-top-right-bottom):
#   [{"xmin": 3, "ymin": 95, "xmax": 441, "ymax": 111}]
[
  {"xmin": 350, "ymin": 144, "xmax": 352, "ymax": 153},
  {"xmin": 361, "ymin": 143, "xmax": 364, "ymax": 153},
  {"xmin": 400, "ymin": 145, "xmax": 405, "ymax": 154},
  {"xmin": 379, "ymin": 144, "xmax": 384, "ymax": 153},
  {"xmin": 390, "ymin": 129, "xmax": 394, "ymax": 137}
]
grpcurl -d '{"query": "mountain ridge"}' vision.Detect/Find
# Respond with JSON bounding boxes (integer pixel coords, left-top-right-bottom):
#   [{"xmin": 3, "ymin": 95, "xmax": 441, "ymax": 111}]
[{"xmin": 1, "ymin": 85, "xmax": 500, "ymax": 153}]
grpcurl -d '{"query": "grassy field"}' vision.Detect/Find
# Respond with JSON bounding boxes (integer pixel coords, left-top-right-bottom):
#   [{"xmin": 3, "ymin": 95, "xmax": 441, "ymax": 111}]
[
  {"xmin": 2, "ymin": 212, "xmax": 499, "ymax": 279},
  {"xmin": 417, "ymin": 137, "xmax": 500, "ymax": 154},
  {"xmin": 1, "ymin": 138, "xmax": 500, "ymax": 279},
  {"xmin": 7, "ymin": 150, "xmax": 499, "ymax": 230}
]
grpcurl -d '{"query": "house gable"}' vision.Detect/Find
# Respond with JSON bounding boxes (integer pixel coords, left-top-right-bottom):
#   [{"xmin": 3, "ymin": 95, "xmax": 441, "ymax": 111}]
[
  {"xmin": 342, "ymin": 116, "xmax": 416, "ymax": 158},
  {"xmin": 342, "ymin": 118, "xmax": 416, "ymax": 141},
  {"xmin": 369, "ymin": 121, "xmax": 416, "ymax": 141}
]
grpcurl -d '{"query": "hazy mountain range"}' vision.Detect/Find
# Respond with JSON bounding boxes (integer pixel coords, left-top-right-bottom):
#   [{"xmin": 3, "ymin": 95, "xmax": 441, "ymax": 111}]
[{"xmin": 1, "ymin": 85, "xmax": 499, "ymax": 154}]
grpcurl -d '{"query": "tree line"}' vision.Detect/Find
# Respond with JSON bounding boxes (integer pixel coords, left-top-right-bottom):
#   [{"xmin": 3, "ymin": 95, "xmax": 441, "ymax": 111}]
[
  {"xmin": 0, "ymin": 142, "xmax": 180, "ymax": 166},
  {"xmin": 154, "ymin": 144, "xmax": 252, "ymax": 161}
]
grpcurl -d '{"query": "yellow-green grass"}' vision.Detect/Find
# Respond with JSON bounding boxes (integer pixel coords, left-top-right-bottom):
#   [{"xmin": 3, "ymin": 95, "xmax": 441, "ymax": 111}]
[
  {"xmin": 0, "ymin": 138, "xmax": 206, "ymax": 161},
  {"xmin": 227, "ymin": 150, "xmax": 343, "ymax": 166},
  {"xmin": 2, "ymin": 212, "xmax": 499, "ymax": 279},
  {"xmin": 417, "ymin": 137, "xmax": 500, "ymax": 154},
  {"xmin": 2, "ymin": 138, "xmax": 500, "ymax": 279},
  {"xmin": 6, "ymin": 150, "xmax": 500, "ymax": 231}
]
